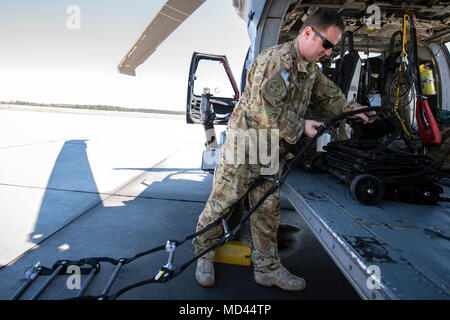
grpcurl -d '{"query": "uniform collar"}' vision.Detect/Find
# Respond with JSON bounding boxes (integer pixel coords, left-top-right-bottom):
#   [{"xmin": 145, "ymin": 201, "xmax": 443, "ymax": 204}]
[{"xmin": 291, "ymin": 38, "xmax": 309, "ymax": 74}]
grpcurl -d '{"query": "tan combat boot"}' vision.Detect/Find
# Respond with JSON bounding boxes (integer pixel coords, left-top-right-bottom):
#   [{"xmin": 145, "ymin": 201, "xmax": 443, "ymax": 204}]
[
  {"xmin": 195, "ymin": 250, "xmax": 216, "ymax": 287},
  {"xmin": 254, "ymin": 265, "xmax": 306, "ymax": 291}
]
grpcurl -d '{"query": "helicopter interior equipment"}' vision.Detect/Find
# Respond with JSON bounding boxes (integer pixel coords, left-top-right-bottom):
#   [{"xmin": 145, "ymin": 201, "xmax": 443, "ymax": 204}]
[
  {"xmin": 322, "ymin": 31, "xmax": 362, "ymax": 102},
  {"xmin": 305, "ymin": 11, "xmax": 446, "ymax": 206},
  {"xmin": 309, "ymin": 137, "xmax": 444, "ymax": 206}
]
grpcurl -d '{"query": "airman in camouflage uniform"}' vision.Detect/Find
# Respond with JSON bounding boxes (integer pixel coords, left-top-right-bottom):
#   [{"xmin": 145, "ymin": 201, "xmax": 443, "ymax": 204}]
[{"xmin": 193, "ymin": 8, "xmax": 371, "ymax": 291}]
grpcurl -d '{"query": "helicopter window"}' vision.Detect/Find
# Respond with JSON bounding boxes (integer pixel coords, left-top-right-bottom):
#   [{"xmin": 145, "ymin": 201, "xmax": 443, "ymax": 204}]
[{"xmin": 193, "ymin": 59, "xmax": 235, "ymax": 98}]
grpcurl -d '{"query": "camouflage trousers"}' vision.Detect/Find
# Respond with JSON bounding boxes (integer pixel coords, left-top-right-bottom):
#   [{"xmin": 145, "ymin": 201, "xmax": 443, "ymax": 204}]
[
  {"xmin": 192, "ymin": 161, "xmax": 284, "ymax": 273},
  {"xmin": 428, "ymin": 125, "xmax": 450, "ymax": 171}
]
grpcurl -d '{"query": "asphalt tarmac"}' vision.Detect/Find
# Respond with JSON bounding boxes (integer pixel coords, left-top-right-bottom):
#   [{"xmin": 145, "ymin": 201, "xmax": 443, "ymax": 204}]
[{"xmin": 0, "ymin": 106, "xmax": 359, "ymax": 300}]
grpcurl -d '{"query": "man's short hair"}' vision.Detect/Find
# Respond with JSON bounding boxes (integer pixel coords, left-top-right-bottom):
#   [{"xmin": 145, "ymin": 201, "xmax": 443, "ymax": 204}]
[{"xmin": 300, "ymin": 8, "xmax": 345, "ymax": 33}]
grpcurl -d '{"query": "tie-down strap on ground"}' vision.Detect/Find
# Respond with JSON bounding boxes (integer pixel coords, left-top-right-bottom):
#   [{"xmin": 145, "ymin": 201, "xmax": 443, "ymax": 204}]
[{"xmin": 18, "ymin": 107, "xmax": 381, "ymax": 300}]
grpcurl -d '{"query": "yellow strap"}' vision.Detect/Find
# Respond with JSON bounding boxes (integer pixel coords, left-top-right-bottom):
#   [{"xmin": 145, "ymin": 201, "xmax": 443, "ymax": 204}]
[{"xmin": 392, "ymin": 13, "xmax": 416, "ymax": 142}]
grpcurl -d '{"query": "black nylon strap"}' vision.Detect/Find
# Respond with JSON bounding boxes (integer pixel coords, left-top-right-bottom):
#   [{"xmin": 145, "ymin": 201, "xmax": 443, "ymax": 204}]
[{"xmin": 62, "ymin": 107, "xmax": 383, "ymax": 300}]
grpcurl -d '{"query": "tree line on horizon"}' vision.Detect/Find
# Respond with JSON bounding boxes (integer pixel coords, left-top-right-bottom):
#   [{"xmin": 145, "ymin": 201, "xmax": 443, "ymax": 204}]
[{"xmin": 0, "ymin": 100, "xmax": 184, "ymax": 115}]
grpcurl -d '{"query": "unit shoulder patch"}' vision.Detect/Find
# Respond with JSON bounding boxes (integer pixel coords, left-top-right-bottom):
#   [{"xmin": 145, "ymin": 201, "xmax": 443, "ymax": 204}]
[{"xmin": 261, "ymin": 72, "xmax": 288, "ymax": 106}]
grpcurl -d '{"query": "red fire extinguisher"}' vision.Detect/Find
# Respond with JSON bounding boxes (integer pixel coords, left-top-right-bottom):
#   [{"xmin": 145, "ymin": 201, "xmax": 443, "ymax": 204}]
[
  {"xmin": 410, "ymin": 14, "xmax": 441, "ymax": 145},
  {"xmin": 416, "ymin": 98, "xmax": 441, "ymax": 144}
]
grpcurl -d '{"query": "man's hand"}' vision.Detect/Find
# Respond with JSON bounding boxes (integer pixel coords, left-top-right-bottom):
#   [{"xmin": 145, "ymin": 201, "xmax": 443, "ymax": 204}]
[
  {"xmin": 352, "ymin": 105, "xmax": 376, "ymax": 124},
  {"xmin": 304, "ymin": 120, "xmax": 324, "ymax": 137}
]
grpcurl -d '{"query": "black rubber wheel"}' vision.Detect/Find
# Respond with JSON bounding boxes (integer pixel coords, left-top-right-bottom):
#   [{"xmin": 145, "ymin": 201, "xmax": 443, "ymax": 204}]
[
  {"xmin": 350, "ymin": 174, "xmax": 385, "ymax": 206},
  {"xmin": 411, "ymin": 182, "xmax": 440, "ymax": 204},
  {"xmin": 310, "ymin": 152, "xmax": 326, "ymax": 173}
]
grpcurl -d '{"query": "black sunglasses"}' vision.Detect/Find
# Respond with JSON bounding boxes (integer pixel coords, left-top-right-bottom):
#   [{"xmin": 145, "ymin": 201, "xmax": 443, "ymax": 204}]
[{"xmin": 308, "ymin": 25, "xmax": 335, "ymax": 50}]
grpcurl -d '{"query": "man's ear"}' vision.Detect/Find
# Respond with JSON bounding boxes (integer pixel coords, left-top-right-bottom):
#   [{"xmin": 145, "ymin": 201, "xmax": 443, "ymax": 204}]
[{"xmin": 303, "ymin": 25, "xmax": 312, "ymax": 39}]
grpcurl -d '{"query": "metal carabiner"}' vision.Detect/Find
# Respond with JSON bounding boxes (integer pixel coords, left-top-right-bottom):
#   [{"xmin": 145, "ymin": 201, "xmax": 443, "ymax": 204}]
[{"xmin": 155, "ymin": 240, "xmax": 176, "ymax": 281}]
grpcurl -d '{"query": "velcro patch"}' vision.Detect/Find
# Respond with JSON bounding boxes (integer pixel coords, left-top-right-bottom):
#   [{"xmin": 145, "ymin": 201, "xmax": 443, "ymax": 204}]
[{"xmin": 262, "ymin": 72, "xmax": 288, "ymax": 106}]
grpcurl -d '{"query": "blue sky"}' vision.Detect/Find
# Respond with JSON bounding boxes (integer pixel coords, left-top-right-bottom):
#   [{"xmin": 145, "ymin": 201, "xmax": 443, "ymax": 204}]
[{"xmin": 0, "ymin": 0, "xmax": 250, "ymax": 110}]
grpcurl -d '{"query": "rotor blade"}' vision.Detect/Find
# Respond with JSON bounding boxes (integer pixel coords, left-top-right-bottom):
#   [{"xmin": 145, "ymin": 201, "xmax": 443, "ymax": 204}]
[{"xmin": 117, "ymin": 0, "xmax": 207, "ymax": 76}]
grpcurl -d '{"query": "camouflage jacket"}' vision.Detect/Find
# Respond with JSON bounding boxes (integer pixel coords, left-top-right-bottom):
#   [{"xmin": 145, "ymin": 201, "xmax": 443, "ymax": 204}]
[{"xmin": 227, "ymin": 38, "xmax": 361, "ymax": 145}]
